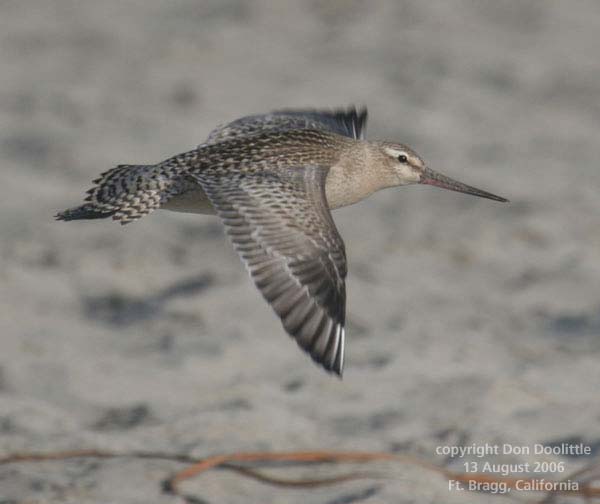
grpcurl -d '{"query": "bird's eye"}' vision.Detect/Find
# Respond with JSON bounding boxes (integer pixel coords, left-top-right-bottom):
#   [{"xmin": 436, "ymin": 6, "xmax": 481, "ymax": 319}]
[{"xmin": 397, "ymin": 154, "xmax": 408, "ymax": 163}]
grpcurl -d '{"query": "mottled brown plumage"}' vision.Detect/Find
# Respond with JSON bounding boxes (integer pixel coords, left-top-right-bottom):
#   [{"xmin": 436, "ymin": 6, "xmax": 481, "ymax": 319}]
[{"xmin": 57, "ymin": 107, "xmax": 507, "ymax": 375}]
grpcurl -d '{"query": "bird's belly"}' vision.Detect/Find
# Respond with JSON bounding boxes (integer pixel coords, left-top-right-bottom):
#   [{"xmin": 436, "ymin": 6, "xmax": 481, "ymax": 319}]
[{"xmin": 161, "ymin": 188, "xmax": 216, "ymax": 215}]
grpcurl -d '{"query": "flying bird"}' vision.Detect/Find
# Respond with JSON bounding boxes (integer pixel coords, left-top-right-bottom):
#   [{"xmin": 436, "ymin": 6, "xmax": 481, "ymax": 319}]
[{"xmin": 57, "ymin": 107, "xmax": 507, "ymax": 376}]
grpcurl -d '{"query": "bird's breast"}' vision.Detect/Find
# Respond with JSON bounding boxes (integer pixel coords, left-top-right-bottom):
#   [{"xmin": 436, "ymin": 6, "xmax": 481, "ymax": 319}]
[{"xmin": 325, "ymin": 157, "xmax": 380, "ymax": 210}]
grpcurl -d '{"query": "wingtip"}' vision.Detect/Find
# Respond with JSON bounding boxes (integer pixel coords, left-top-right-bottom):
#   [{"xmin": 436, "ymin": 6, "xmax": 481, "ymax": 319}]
[
  {"xmin": 356, "ymin": 104, "xmax": 368, "ymax": 118},
  {"xmin": 330, "ymin": 326, "xmax": 345, "ymax": 378},
  {"xmin": 322, "ymin": 356, "xmax": 343, "ymax": 378},
  {"xmin": 298, "ymin": 319, "xmax": 346, "ymax": 378}
]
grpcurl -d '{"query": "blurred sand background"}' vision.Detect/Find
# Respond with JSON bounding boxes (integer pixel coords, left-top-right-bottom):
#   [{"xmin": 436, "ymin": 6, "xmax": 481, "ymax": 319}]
[{"xmin": 1, "ymin": 1, "xmax": 600, "ymax": 503}]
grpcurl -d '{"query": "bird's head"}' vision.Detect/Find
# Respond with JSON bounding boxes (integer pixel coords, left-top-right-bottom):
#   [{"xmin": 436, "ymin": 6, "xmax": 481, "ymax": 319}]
[{"xmin": 379, "ymin": 142, "xmax": 508, "ymax": 202}]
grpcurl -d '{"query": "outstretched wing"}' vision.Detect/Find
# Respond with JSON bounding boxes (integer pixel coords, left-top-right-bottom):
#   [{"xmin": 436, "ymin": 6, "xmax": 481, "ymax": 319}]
[
  {"xmin": 192, "ymin": 165, "xmax": 347, "ymax": 375},
  {"xmin": 272, "ymin": 107, "xmax": 368, "ymax": 139},
  {"xmin": 204, "ymin": 106, "xmax": 367, "ymax": 145}
]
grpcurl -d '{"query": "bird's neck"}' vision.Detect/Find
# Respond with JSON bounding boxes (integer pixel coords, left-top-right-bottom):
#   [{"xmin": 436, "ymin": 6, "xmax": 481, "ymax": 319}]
[{"xmin": 325, "ymin": 142, "xmax": 397, "ymax": 209}]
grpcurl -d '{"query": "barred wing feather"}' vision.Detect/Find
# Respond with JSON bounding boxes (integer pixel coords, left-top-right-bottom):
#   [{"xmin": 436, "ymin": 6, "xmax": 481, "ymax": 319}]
[
  {"xmin": 193, "ymin": 165, "xmax": 347, "ymax": 375},
  {"xmin": 205, "ymin": 106, "xmax": 367, "ymax": 145}
]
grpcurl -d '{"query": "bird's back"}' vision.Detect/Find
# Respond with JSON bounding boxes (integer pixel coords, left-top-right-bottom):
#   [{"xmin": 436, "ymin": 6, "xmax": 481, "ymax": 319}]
[{"xmin": 163, "ymin": 128, "xmax": 353, "ymax": 215}]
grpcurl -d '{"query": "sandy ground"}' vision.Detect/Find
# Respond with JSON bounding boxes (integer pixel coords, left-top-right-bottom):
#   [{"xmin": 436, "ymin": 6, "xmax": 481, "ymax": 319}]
[{"xmin": 1, "ymin": 1, "xmax": 600, "ymax": 503}]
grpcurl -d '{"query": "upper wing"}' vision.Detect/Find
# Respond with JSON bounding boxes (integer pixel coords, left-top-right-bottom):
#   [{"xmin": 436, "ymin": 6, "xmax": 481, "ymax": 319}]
[
  {"xmin": 192, "ymin": 165, "xmax": 347, "ymax": 375},
  {"xmin": 272, "ymin": 107, "xmax": 368, "ymax": 139},
  {"xmin": 204, "ymin": 106, "xmax": 367, "ymax": 146}
]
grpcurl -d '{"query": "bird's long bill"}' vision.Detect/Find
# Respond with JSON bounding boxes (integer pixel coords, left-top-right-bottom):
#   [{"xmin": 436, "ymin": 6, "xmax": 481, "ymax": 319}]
[{"xmin": 420, "ymin": 167, "xmax": 508, "ymax": 202}]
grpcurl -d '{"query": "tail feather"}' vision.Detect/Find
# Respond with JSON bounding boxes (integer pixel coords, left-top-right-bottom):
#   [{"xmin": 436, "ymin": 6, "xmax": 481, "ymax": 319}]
[
  {"xmin": 58, "ymin": 164, "xmax": 168, "ymax": 225},
  {"xmin": 55, "ymin": 204, "xmax": 115, "ymax": 221},
  {"xmin": 57, "ymin": 151, "xmax": 198, "ymax": 225}
]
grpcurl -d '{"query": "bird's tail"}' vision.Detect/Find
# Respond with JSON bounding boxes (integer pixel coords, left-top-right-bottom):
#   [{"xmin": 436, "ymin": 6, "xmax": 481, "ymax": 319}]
[
  {"xmin": 55, "ymin": 203, "xmax": 116, "ymax": 221},
  {"xmin": 56, "ymin": 164, "xmax": 170, "ymax": 225}
]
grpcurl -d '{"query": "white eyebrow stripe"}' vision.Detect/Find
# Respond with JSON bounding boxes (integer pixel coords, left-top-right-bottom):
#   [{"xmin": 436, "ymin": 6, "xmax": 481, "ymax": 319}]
[{"xmin": 383, "ymin": 147, "xmax": 406, "ymax": 158}]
